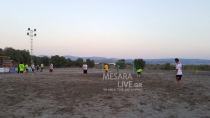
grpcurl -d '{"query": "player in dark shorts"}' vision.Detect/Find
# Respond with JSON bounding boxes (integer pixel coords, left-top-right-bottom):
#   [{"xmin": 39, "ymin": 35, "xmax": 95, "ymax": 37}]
[
  {"xmin": 83, "ymin": 63, "xmax": 88, "ymax": 74},
  {"xmin": 175, "ymin": 58, "xmax": 183, "ymax": 84},
  {"xmin": 83, "ymin": 69, "xmax": 87, "ymax": 74},
  {"xmin": 176, "ymin": 75, "xmax": 182, "ymax": 81}
]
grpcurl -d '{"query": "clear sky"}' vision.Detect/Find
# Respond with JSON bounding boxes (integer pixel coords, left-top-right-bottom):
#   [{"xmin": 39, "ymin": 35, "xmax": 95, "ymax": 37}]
[{"xmin": 0, "ymin": 0, "xmax": 210, "ymax": 59}]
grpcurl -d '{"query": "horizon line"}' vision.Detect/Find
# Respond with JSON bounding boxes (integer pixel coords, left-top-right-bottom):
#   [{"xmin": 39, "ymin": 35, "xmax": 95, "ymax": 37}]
[{"xmin": 37, "ymin": 55, "xmax": 210, "ymax": 60}]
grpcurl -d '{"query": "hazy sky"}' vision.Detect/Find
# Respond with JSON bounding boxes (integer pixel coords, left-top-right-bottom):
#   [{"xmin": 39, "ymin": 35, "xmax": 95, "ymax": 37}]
[{"xmin": 0, "ymin": 0, "xmax": 210, "ymax": 59}]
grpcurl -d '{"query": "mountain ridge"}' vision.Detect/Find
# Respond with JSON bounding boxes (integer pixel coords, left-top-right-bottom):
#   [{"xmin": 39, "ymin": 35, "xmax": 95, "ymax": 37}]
[{"xmin": 63, "ymin": 55, "xmax": 210, "ymax": 65}]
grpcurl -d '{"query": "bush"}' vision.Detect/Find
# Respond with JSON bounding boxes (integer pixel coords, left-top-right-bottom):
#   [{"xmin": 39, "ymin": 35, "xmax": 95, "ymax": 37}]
[
  {"xmin": 86, "ymin": 59, "xmax": 95, "ymax": 68},
  {"xmin": 161, "ymin": 63, "xmax": 175, "ymax": 70},
  {"xmin": 116, "ymin": 59, "xmax": 126, "ymax": 69},
  {"xmin": 134, "ymin": 59, "xmax": 145, "ymax": 70}
]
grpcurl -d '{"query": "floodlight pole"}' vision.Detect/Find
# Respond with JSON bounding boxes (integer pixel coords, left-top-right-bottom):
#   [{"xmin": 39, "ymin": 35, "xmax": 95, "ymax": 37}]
[
  {"xmin": 31, "ymin": 37, "xmax": 33, "ymax": 56},
  {"xmin": 27, "ymin": 28, "xmax": 37, "ymax": 64}
]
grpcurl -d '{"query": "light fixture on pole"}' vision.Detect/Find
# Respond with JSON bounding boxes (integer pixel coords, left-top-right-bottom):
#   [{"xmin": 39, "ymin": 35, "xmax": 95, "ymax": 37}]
[{"xmin": 27, "ymin": 28, "xmax": 37, "ymax": 64}]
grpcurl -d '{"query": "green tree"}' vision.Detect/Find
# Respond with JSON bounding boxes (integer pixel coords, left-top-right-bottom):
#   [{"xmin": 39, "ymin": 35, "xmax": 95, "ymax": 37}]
[
  {"xmin": 51, "ymin": 55, "xmax": 67, "ymax": 67},
  {"xmin": 4, "ymin": 47, "xmax": 31, "ymax": 64},
  {"xmin": 0, "ymin": 48, "xmax": 4, "ymax": 56},
  {"xmin": 161, "ymin": 63, "xmax": 174, "ymax": 70},
  {"xmin": 134, "ymin": 59, "xmax": 145, "ymax": 70},
  {"xmin": 75, "ymin": 58, "xmax": 83, "ymax": 67},
  {"xmin": 116, "ymin": 59, "xmax": 126, "ymax": 69},
  {"xmin": 65, "ymin": 58, "xmax": 73, "ymax": 67},
  {"xmin": 86, "ymin": 59, "xmax": 95, "ymax": 68},
  {"xmin": 32, "ymin": 56, "xmax": 41, "ymax": 65},
  {"xmin": 40, "ymin": 56, "xmax": 50, "ymax": 66}
]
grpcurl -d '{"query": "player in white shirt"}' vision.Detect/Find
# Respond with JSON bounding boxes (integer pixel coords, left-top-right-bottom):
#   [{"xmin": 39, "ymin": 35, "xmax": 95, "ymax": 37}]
[
  {"xmin": 40, "ymin": 64, "xmax": 44, "ymax": 72},
  {"xmin": 175, "ymin": 58, "xmax": 183, "ymax": 84},
  {"xmin": 83, "ymin": 63, "xmax": 88, "ymax": 74},
  {"xmin": 49, "ymin": 63, "xmax": 54, "ymax": 72}
]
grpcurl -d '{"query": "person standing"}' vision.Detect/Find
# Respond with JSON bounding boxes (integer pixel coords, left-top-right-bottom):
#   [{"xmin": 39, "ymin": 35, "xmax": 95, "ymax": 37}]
[
  {"xmin": 40, "ymin": 64, "xmax": 44, "ymax": 72},
  {"xmin": 19, "ymin": 62, "xmax": 25, "ymax": 74},
  {"xmin": 136, "ymin": 68, "xmax": 143, "ymax": 78},
  {"xmin": 116, "ymin": 65, "xmax": 120, "ymax": 74},
  {"xmin": 82, "ymin": 63, "xmax": 88, "ymax": 74},
  {"xmin": 104, "ymin": 64, "xmax": 109, "ymax": 74},
  {"xmin": 36, "ymin": 65, "xmax": 40, "ymax": 72},
  {"xmin": 25, "ymin": 64, "xmax": 29, "ymax": 73},
  {"xmin": 49, "ymin": 63, "xmax": 54, "ymax": 72},
  {"xmin": 175, "ymin": 58, "xmax": 183, "ymax": 85},
  {"xmin": 31, "ymin": 64, "xmax": 35, "ymax": 72}
]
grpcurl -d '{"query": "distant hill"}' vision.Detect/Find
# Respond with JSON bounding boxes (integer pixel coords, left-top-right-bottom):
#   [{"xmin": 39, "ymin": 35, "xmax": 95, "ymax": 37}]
[
  {"xmin": 64, "ymin": 55, "xmax": 118, "ymax": 63},
  {"xmin": 64, "ymin": 55, "xmax": 210, "ymax": 65},
  {"xmin": 145, "ymin": 59, "xmax": 210, "ymax": 65}
]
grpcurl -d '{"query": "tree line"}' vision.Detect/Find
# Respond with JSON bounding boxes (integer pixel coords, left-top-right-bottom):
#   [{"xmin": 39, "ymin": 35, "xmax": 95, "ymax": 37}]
[
  {"xmin": 33, "ymin": 55, "xmax": 95, "ymax": 68},
  {"xmin": 1, "ymin": 47, "xmax": 147, "ymax": 69},
  {"xmin": 115, "ymin": 59, "xmax": 146, "ymax": 70},
  {"xmin": 0, "ymin": 47, "xmax": 95, "ymax": 68}
]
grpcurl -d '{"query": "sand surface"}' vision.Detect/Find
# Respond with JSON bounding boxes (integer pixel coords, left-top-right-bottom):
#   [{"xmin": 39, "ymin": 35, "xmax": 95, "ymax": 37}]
[{"xmin": 0, "ymin": 68, "xmax": 210, "ymax": 118}]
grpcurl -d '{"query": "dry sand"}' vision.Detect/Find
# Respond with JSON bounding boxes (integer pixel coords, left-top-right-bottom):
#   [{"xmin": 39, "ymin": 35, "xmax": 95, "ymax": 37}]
[{"xmin": 0, "ymin": 68, "xmax": 210, "ymax": 118}]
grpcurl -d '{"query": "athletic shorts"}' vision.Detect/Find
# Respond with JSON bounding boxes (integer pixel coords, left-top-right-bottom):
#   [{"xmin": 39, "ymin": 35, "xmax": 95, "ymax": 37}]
[
  {"xmin": 83, "ymin": 70, "xmax": 87, "ymax": 74},
  {"xmin": 137, "ymin": 72, "xmax": 141, "ymax": 75},
  {"xmin": 176, "ymin": 75, "xmax": 182, "ymax": 81}
]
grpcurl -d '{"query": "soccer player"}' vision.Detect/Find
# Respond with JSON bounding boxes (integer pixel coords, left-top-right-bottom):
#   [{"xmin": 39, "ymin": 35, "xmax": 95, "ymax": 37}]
[
  {"xmin": 82, "ymin": 63, "xmax": 88, "ymax": 74},
  {"xmin": 175, "ymin": 58, "xmax": 183, "ymax": 85},
  {"xmin": 18, "ymin": 62, "xmax": 25, "ymax": 74},
  {"xmin": 49, "ymin": 63, "xmax": 54, "ymax": 72},
  {"xmin": 104, "ymin": 64, "xmax": 109, "ymax": 74},
  {"xmin": 25, "ymin": 64, "xmax": 29, "ymax": 73},
  {"xmin": 136, "ymin": 68, "xmax": 143, "ymax": 78},
  {"xmin": 40, "ymin": 63, "xmax": 44, "ymax": 72},
  {"xmin": 31, "ymin": 64, "xmax": 35, "ymax": 72}
]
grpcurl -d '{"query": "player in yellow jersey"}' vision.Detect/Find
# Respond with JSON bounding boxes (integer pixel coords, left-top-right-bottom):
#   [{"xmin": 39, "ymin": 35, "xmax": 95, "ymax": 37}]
[{"xmin": 104, "ymin": 64, "xmax": 109, "ymax": 74}]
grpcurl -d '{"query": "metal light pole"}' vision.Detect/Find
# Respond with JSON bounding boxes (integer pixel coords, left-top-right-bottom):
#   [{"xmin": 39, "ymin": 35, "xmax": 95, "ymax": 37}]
[{"xmin": 27, "ymin": 28, "xmax": 37, "ymax": 64}]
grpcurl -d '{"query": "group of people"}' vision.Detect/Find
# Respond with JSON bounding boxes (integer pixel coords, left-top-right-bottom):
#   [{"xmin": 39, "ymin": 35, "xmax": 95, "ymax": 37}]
[
  {"xmin": 100, "ymin": 58, "xmax": 183, "ymax": 85},
  {"xmin": 17, "ymin": 58, "xmax": 183, "ymax": 84},
  {"xmin": 18, "ymin": 63, "xmax": 54, "ymax": 73},
  {"xmin": 136, "ymin": 58, "xmax": 183, "ymax": 85},
  {"xmin": 82, "ymin": 63, "xmax": 109, "ymax": 75},
  {"xmin": 136, "ymin": 58, "xmax": 183, "ymax": 84}
]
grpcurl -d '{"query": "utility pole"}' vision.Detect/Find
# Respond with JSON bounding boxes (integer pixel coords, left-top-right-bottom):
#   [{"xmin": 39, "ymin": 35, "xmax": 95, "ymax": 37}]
[{"xmin": 27, "ymin": 28, "xmax": 37, "ymax": 64}]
